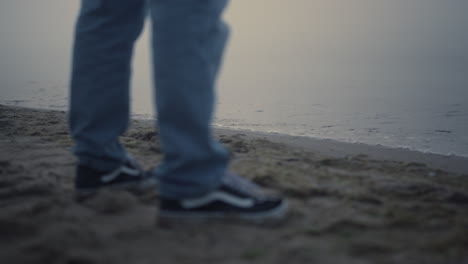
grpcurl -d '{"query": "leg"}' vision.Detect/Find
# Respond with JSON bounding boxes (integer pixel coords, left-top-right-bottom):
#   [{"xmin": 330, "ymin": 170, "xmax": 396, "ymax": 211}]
[
  {"xmin": 69, "ymin": 0, "xmax": 147, "ymax": 171},
  {"xmin": 149, "ymin": 0, "xmax": 230, "ymax": 198}
]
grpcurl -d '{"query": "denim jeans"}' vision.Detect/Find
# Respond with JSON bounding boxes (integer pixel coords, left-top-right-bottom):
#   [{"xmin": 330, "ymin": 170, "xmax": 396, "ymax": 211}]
[{"xmin": 69, "ymin": 0, "xmax": 230, "ymax": 199}]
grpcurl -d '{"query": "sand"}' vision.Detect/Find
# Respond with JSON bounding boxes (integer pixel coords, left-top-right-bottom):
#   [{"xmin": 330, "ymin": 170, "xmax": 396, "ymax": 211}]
[{"xmin": 1, "ymin": 104, "xmax": 468, "ymax": 264}]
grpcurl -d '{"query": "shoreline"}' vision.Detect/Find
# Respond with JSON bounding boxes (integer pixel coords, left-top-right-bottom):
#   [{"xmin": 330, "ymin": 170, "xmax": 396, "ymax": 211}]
[
  {"xmin": 4, "ymin": 104, "xmax": 467, "ymax": 174},
  {"xmin": 213, "ymin": 127, "xmax": 468, "ymax": 175}
]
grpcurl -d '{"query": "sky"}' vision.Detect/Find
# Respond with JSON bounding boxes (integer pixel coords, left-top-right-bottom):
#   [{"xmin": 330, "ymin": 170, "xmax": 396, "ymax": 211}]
[{"xmin": 1, "ymin": 0, "xmax": 467, "ymax": 91}]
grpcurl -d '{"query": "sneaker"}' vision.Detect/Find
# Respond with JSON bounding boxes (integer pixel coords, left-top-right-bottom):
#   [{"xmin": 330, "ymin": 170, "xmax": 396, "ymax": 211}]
[
  {"xmin": 158, "ymin": 172, "xmax": 288, "ymax": 225},
  {"xmin": 75, "ymin": 156, "xmax": 157, "ymax": 200}
]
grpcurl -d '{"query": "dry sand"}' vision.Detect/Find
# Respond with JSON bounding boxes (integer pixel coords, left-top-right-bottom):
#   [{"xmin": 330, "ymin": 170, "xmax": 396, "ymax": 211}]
[{"xmin": 1, "ymin": 104, "xmax": 468, "ymax": 264}]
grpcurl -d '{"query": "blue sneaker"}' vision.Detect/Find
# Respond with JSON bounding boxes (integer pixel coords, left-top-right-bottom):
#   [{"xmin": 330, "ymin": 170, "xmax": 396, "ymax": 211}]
[
  {"xmin": 75, "ymin": 156, "xmax": 157, "ymax": 200},
  {"xmin": 158, "ymin": 172, "xmax": 288, "ymax": 225}
]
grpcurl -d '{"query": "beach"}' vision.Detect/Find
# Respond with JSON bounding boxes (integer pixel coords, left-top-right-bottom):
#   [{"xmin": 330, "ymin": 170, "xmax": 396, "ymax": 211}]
[{"xmin": 1, "ymin": 104, "xmax": 468, "ymax": 264}]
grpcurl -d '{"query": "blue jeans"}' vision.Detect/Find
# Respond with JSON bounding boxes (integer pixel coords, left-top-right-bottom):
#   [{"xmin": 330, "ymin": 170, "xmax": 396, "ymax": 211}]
[{"xmin": 69, "ymin": 0, "xmax": 230, "ymax": 199}]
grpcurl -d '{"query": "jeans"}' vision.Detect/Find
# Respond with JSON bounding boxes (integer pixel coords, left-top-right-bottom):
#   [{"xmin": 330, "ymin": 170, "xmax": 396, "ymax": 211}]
[{"xmin": 69, "ymin": 0, "xmax": 230, "ymax": 199}]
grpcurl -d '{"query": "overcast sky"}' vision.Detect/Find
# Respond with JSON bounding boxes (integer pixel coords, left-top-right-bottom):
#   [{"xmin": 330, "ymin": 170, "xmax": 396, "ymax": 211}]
[{"xmin": 1, "ymin": 0, "xmax": 467, "ymax": 103}]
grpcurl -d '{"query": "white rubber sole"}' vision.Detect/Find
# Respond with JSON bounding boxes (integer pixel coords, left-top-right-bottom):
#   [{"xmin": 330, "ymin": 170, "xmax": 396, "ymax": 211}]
[{"xmin": 158, "ymin": 199, "xmax": 288, "ymax": 227}]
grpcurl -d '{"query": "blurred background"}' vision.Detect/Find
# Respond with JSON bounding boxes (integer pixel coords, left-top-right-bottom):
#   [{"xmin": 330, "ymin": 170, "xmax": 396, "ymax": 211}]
[{"xmin": 0, "ymin": 0, "xmax": 467, "ymax": 156}]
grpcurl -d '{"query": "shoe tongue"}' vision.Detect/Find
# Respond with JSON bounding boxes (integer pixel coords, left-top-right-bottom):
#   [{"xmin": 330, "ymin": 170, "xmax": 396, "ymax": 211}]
[
  {"xmin": 222, "ymin": 172, "xmax": 265, "ymax": 197},
  {"xmin": 124, "ymin": 154, "xmax": 143, "ymax": 171}
]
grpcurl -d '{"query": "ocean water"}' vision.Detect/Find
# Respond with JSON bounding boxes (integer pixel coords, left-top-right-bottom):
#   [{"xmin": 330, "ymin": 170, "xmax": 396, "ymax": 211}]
[{"xmin": 1, "ymin": 0, "xmax": 467, "ymax": 157}]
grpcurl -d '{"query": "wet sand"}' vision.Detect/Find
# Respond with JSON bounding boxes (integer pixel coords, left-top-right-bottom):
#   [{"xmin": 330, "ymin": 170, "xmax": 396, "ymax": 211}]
[{"xmin": 1, "ymin": 104, "xmax": 468, "ymax": 264}]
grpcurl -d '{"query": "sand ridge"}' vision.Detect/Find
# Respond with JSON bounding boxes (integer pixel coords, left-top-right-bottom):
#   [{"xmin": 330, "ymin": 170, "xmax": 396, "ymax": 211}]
[{"xmin": 1, "ymin": 104, "xmax": 468, "ymax": 264}]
